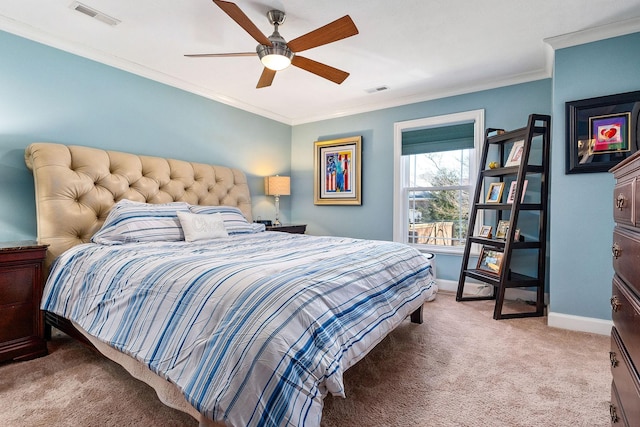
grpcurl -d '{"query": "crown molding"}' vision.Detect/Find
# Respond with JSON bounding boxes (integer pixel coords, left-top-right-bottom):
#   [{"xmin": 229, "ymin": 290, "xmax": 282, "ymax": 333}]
[
  {"xmin": 544, "ymin": 16, "xmax": 640, "ymax": 50},
  {"xmin": 0, "ymin": 15, "xmax": 293, "ymax": 125}
]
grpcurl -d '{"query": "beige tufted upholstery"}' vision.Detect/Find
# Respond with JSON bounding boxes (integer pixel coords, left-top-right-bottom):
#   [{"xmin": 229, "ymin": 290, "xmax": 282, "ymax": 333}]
[{"xmin": 25, "ymin": 142, "xmax": 253, "ymax": 270}]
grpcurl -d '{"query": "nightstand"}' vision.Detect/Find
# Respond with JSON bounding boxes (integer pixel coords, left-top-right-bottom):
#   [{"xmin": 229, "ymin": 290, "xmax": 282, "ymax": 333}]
[
  {"xmin": 266, "ymin": 224, "xmax": 307, "ymax": 234},
  {"xmin": 0, "ymin": 241, "xmax": 48, "ymax": 362}
]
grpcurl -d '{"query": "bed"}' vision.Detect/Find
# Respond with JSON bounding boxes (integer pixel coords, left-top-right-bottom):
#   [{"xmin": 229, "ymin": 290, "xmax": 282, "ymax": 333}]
[{"xmin": 24, "ymin": 142, "xmax": 436, "ymax": 427}]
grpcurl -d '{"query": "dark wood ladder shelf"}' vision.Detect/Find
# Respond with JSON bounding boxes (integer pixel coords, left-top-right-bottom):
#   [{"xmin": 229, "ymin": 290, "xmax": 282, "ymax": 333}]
[{"xmin": 456, "ymin": 114, "xmax": 550, "ymax": 319}]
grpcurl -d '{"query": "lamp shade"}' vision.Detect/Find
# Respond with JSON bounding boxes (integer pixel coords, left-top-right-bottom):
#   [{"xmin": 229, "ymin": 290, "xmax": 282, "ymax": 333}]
[{"xmin": 265, "ymin": 175, "xmax": 290, "ymax": 196}]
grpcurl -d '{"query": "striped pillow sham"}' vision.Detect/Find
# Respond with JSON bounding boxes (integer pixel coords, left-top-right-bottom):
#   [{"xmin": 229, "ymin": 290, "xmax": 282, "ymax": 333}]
[
  {"xmin": 189, "ymin": 205, "xmax": 265, "ymax": 234},
  {"xmin": 91, "ymin": 199, "xmax": 189, "ymax": 244}
]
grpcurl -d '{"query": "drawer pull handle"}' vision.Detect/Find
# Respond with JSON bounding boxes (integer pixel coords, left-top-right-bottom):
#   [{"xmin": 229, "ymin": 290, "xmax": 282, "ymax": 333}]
[
  {"xmin": 612, "ymin": 243, "xmax": 622, "ymax": 259},
  {"xmin": 611, "ymin": 295, "xmax": 621, "ymax": 312},
  {"xmin": 610, "ymin": 404, "xmax": 619, "ymax": 423},
  {"xmin": 609, "ymin": 351, "xmax": 619, "ymax": 367},
  {"xmin": 616, "ymin": 193, "xmax": 626, "ymax": 210}
]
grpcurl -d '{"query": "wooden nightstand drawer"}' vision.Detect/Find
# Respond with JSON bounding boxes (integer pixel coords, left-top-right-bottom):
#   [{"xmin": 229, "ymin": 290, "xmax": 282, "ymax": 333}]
[
  {"xmin": 0, "ymin": 241, "xmax": 48, "ymax": 362},
  {"xmin": 0, "ymin": 303, "xmax": 34, "ymax": 342},
  {"xmin": 266, "ymin": 224, "xmax": 307, "ymax": 234},
  {"xmin": 0, "ymin": 266, "xmax": 35, "ymax": 305}
]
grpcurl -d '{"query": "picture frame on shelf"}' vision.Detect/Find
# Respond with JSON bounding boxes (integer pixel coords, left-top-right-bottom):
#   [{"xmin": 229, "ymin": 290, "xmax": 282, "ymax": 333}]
[
  {"xmin": 477, "ymin": 247, "xmax": 504, "ymax": 276},
  {"xmin": 506, "ymin": 180, "xmax": 528, "ymax": 203},
  {"xmin": 495, "ymin": 220, "xmax": 509, "ymax": 239},
  {"xmin": 478, "ymin": 225, "xmax": 492, "ymax": 238},
  {"xmin": 514, "ymin": 229, "xmax": 521, "ymax": 241},
  {"xmin": 566, "ymin": 90, "xmax": 640, "ymax": 174},
  {"xmin": 505, "ymin": 140, "xmax": 525, "ymax": 167},
  {"xmin": 313, "ymin": 136, "xmax": 362, "ymax": 205},
  {"xmin": 485, "ymin": 182, "xmax": 504, "ymax": 203}
]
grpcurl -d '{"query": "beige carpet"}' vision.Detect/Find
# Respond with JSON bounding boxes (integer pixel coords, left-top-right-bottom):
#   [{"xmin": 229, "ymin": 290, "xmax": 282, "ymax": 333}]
[{"xmin": 0, "ymin": 293, "xmax": 611, "ymax": 426}]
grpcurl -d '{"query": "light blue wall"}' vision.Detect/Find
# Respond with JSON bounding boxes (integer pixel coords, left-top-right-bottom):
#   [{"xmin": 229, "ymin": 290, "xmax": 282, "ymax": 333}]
[
  {"xmin": 3, "ymin": 26, "xmax": 638, "ymax": 322},
  {"xmin": 550, "ymin": 32, "xmax": 640, "ymax": 320},
  {"xmin": 291, "ymin": 80, "xmax": 552, "ymax": 282},
  {"xmin": 0, "ymin": 30, "xmax": 292, "ymax": 241},
  {"xmin": 291, "ymin": 79, "xmax": 551, "ymax": 281}
]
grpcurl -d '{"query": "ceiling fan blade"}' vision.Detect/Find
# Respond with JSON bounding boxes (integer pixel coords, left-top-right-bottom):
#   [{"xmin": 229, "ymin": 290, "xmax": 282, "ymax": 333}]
[
  {"xmin": 287, "ymin": 15, "xmax": 358, "ymax": 53},
  {"xmin": 291, "ymin": 55, "xmax": 349, "ymax": 84},
  {"xmin": 212, "ymin": 0, "xmax": 272, "ymax": 46},
  {"xmin": 257, "ymin": 68, "xmax": 276, "ymax": 88},
  {"xmin": 185, "ymin": 52, "xmax": 257, "ymax": 58}
]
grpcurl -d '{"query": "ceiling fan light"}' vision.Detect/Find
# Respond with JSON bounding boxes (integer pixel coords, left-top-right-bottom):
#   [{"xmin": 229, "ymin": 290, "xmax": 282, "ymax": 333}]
[{"xmin": 257, "ymin": 44, "xmax": 294, "ymax": 71}]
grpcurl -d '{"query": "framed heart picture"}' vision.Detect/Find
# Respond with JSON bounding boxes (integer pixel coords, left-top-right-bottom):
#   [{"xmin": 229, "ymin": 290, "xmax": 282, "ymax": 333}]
[{"xmin": 566, "ymin": 90, "xmax": 640, "ymax": 173}]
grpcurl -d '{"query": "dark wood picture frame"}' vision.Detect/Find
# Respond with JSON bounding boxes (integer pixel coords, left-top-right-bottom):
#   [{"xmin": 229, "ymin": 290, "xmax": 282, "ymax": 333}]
[
  {"xmin": 476, "ymin": 247, "xmax": 504, "ymax": 276},
  {"xmin": 566, "ymin": 90, "xmax": 640, "ymax": 174}
]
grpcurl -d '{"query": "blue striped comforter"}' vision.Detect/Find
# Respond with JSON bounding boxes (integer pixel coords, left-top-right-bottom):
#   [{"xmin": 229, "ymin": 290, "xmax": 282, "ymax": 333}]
[{"xmin": 42, "ymin": 232, "xmax": 435, "ymax": 426}]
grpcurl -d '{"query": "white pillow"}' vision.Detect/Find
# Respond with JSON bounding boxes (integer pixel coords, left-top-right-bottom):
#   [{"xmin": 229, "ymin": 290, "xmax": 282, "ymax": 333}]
[{"xmin": 177, "ymin": 211, "xmax": 229, "ymax": 242}]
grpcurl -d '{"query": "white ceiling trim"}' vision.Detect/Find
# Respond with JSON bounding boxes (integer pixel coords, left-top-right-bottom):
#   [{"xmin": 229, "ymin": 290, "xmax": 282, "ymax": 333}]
[
  {"xmin": 0, "ymin": 12, "xmax": 552, "ymax": 126},
  {"xmin": 0, "ymin": 14, "xmax": 292, "ymax": 124},
  {"xmin": 2, "ymin": 9, "xmax": 640, "ymax": 127},
  {"xmin": 291, "ymin": 68, "xmax": 551, "ymax": 126},
  {"xmin": 544, "ymin": 15, "xmax": 640, "ymax": 49}
]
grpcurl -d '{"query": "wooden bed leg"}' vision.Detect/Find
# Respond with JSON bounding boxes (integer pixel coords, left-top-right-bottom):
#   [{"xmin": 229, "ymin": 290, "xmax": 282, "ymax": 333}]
[{"xmin": 410, "ymin": 305, "xmax": 423, "ymax": 324}]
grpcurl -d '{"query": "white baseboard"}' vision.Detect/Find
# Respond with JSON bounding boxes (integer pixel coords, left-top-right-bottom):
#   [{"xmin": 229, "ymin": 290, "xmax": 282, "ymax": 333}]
[
  {"xmin": 547, "ymin": 312, "xmax": 612, "ymax": 336},
  {"xmin": 436, "ymin": 279, "xmax": 611, "ymax": 335}
]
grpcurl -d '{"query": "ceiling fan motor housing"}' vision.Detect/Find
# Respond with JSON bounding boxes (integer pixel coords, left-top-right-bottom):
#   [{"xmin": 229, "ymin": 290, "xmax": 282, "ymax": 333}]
[{"xmin": 257, "ymin": 11, "xmax": 293, "ymax": 71}]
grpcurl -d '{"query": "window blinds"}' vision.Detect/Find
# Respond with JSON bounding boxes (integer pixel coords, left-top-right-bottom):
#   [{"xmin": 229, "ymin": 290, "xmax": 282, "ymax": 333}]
[{"xmin": 401, "ymin": 123, "xmax": 474, "ymax": 155}]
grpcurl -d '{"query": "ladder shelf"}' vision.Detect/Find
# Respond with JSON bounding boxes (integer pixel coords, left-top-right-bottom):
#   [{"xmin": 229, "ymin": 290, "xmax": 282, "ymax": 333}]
[{"xmin": 456, "ymin": 114, "xmax": 550, "ymax": 320}]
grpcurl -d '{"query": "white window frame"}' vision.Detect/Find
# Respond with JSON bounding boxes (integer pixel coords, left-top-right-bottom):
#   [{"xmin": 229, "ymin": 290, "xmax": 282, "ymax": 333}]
[{"xmin": 393, "ymin": 109, "xmax": 484, "ymax": 255}]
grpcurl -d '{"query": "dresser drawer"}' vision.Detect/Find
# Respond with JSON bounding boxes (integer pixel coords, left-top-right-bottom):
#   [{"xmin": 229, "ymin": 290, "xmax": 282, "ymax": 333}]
[
  {"xmin": 610, "ymin": 327, "xmax": 640, "ymax": 427},
  {"xmin": 613, "ymin": 227, "xmax": 640, "ymax": 295},
  {"xmin": 612, "ymin": 276, "xmax": 640, "ymax": 369},
  {"xmin": 611, "ymin": 380, "xmax": 629, "ymax": 426},
  {"xmin": 613, "ymin": 178, "xmax": 636, "ymax": 228}
]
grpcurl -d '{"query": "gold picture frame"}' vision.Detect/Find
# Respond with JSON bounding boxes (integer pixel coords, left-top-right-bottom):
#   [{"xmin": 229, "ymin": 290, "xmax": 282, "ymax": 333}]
[
  {"xmin": 313, "ymin": 136, "xmax": 362, "ymax": 205},
  {"xmin": 478, "ymin": 225, "xmax": 492, "ymax": 238},
  {"xmin": 495, "ymin": 220, "xmax": 510, "ymax": 239},
  {"xmin": 486, "ymin": 182, "xmax": 504, "ymax": 203}
]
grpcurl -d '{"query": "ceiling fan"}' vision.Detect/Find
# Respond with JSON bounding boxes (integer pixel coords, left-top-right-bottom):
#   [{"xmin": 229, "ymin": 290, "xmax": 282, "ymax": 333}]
[{"xmin": 186, "ymin": 0, "xmax": 359, "ymax": 88}]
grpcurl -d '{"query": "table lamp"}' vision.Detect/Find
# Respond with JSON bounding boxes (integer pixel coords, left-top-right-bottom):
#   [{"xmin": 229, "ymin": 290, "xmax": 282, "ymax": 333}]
[{"xmin": 264, "ymin": 175, "xmax": 290, "ymax": 226}]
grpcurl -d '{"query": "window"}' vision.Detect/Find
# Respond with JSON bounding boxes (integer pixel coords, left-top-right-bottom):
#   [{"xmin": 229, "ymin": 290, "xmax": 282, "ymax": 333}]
[{"xmin": 393, "ymin": 110, "xmax": 484, "ymax": 254}]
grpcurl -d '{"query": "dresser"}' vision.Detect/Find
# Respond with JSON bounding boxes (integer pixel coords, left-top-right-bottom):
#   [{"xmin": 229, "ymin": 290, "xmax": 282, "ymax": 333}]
[
  {"xmin": 0, "ymin": 241, "xmax": 49, "ymax": 362},
  {"xmin": 610, "ymin": 152, "xmax": 640, "ymax": 426}
]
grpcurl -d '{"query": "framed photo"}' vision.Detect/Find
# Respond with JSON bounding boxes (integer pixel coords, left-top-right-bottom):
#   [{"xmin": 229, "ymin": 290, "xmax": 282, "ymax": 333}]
[
  {"xmin": 506, "ymin": 180, "xmax": 528, "ymax": 204},
  {"xmin": 495, "ymin": 220, "xmax": 510, "ymax": 239},
  {"xmin": 505, "ymin": 140, "xmax": 525, "ymax": 167},
  {"xmin": 514, "ymin": 229, "xmax": 521, "ymax": 241},
  {"xmin": 485, "ymin": 182, "xmax": 504, "ymax": 203},
  {"xmin": 478, "ymin": 225, "xmax": 492, "ymax": 238},
  {"xmin": 566, "ymin": 90, "xmax": 640, "ymax": 173},
  {"xmin": 314, "ymin": 136, "xmax": 362, "ymax": 205},
  {"xmin": 476, "ymin": 247, "xmax": 504, "ymax": 276}
]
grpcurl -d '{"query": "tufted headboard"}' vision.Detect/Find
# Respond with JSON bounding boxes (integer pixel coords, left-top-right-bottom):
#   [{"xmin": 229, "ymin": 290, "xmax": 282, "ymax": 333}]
[{"xmin": 25, "ymin": 142, "xmax": 253, "ymax": 270}]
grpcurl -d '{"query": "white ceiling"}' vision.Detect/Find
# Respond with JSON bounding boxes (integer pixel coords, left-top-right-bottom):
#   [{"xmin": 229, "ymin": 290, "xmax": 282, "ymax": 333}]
[{"xmin": 1, "ymin": 0, "xmax": 640, "ymax": 125}]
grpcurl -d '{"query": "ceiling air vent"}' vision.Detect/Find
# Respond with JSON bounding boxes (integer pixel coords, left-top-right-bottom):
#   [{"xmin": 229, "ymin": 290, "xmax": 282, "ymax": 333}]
[
  {"xmin": 365, "ymin": 85, "xmax": 390, "ymax": 94},
  {"xmin": 70, "ymin": 2, "xmax": 121, "ymax": 26}
]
